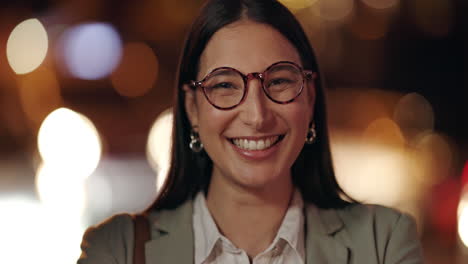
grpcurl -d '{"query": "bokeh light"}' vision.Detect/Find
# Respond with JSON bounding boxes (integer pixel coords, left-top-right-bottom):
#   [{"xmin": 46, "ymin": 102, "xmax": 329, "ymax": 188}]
[
  {"xmin": 36, "ymin": 163, "xmax": 86, "ymax": 216},
  {"xmin": 394, "ymin": 93, "xmax": 434, "ymax": 140},
  {"xmin": 332, "ymin": 137, "xmax": 413, "ymax": 207},
  {"xmin": 59, "ymin": 22, "xmax": 122, "ymax": 80},
  {"xmin": 147, "ymin": 108, "xmax": 173, "ymax": 191},
  {"xmin": 6, "ymin": 18, "xmax": 48, "ymax": 74},
  {"xmin": 0, "ymin": 197, "xmax": 84, "ymax": 264},
  {"xmin": 413, "ymin": 132, "xmax": 453, "ymax": 185},
  {"xmin": 362, "ymin": 118, "xmax": 405, "ymax": 148},
  {"xmin": 0, "ymin": 198, "xmax": 49, "ymax": 263},
  {"xmin": 111, "ymin": 42, "xmax": 159, "ymax": 98},
  {"xmin": 361, "ymin": 0, "xmax": 399, "ymax": 10},
  {"xmin": 279, "ymin": 0, "xmax": 318, "ymax": 11},
  {"xmin": 18, "ymin": 67, "xmax": 63, "ymax": 128},
  {"xmin": 458, "ymin": 187, "xmax": 468, "ymax": 248},
  {"xmin": 37, "ymin": 108, "xmax": 102, "ymax": 180},
  {"xmin": 317, "ymin": 0, "xmax": 354, "ymax": 22}
]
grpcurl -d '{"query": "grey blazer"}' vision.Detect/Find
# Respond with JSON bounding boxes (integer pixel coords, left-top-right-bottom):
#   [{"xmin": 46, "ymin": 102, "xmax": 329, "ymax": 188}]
[{"xmin": 78, "ymin": 200, "xmax": 424, "ymax": 264}]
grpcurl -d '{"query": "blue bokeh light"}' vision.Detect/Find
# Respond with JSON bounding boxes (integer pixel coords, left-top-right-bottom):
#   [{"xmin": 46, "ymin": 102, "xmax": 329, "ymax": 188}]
[{"xmin": 61, "ymin": 22, "xmax": 122, "ymax": 80}]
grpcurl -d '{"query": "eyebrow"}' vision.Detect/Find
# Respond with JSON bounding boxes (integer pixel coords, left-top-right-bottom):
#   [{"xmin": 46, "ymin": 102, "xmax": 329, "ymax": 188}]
[{"xmin": 209, "ymin": 68, "xmax": 239, "ymax": 77}]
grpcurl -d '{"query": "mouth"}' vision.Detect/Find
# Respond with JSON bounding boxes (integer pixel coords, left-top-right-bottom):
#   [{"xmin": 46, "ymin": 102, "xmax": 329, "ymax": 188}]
[{"xmin": 228, "ymin": 135, "xmax": 285, "ymax": 151}]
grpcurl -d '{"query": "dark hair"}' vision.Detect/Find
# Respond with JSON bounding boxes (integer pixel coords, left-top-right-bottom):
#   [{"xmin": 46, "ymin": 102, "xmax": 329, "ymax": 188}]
[{"xmin": 148, "ymin": 0, "xmax": 351, "ymax": 211}]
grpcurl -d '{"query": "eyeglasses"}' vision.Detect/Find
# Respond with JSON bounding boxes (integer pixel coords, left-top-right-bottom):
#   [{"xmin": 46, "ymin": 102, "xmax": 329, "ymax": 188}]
[{"xmin": 189, "ymin": 61, "xmax": 316, "ymax": 110}]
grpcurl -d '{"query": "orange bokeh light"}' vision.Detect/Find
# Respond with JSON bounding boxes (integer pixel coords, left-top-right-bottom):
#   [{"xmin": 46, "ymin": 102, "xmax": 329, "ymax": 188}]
[
  {"xmin": 363, "ymin": 117, "xmax": 405, "ymax": 148},
  {"xmin": 111, "ymin": 42, "xmax": 159, "ymax": 98}
]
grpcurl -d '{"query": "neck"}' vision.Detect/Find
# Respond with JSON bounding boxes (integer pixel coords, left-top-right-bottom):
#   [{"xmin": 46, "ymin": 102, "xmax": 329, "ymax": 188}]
[{"xmin": 206, "ymin": 172, "xmax": 294, "ymax": 258}]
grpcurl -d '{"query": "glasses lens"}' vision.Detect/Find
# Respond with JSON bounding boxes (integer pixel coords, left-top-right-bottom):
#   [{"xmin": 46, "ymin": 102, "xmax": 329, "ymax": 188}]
[
  {"xmin": 264, "ymin": 63, "xmax": 303, "ymax": 102},
  {"xmin": 203, "ymin": 69, "xmax": 244, "ymax": 108}
]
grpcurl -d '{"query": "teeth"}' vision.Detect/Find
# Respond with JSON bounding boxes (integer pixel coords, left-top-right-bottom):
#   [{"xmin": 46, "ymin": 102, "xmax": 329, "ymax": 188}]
[{"xmin": 232, "ymin": 136, "xmax": 280, "ymax": 150}]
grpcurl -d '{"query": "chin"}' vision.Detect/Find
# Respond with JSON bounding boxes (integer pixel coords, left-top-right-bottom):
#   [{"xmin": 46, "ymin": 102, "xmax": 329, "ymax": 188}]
[{"xmin": 228, "ymin": 167, "xmax": 289, "ymax": 190}]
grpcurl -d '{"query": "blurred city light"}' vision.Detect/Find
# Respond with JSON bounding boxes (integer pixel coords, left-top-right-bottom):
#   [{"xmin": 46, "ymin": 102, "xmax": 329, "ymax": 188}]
[
  {"xmin": 394, "ymin": 93, "xmax": 434, "ymax": 140},
  {"xmin": 59, "ymin": 22, "xmax": 122, "ymax": 80},
  {"xmin": 147, "ymin": 108, "xmax": 173, "ymax": 191},
  {"xmin": 0, "ymin": 198, "xmax": 49, "ymax": 264},
  {"xmin": 36, "ymin": 163, "xmax": 86, "ymax": 216},
  {"xmin": 37, "ymin": 108, "xmax": 102, "ymax": 180},
  {"xmin": 458, "ymin": 188, "xmax": 468, "ymax": 248},
  {"xmin": 317, "ymin": 0, "xmax": 354, "ymax": 22},
  {"xmin": 6, "ymin": 18, "xmax": 48, "ymax": 74},
  {"xmin": 361, "ymin": 0, "xmax": 399, "ymax": 10},
  {"xmin": 111, "ymin": 42, "xmax": 159, "ymax": 98},
  {"xmin": 18, "ymin": 67, "xmax": 63, "ymax": 128},
  {"xmin": 413, "ymin": 132, "xmax": 453, "ymax": 185},
  {"xmin": 362, "ymin": 117, "xmax": 405, "ymax": 148},
  {"xmin": 0, "ymin": 197, "xmax": 84, "ymax": 264},
  {"xmin": 332, "ymin": 137, "xmax": 415, "ymax": 208},
  {"xmin": 279, "ymin": 0, "xmax": 318, "ymax": 11}
]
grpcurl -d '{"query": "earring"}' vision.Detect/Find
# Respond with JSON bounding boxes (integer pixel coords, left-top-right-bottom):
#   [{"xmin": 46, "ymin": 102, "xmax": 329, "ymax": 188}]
[
  {"xmin": 305, "ymin": 123, "xmax": 317, "ymax": 144},
  {"xmin": 189, "ymin": 127, "xmax": 204, "ymax": 153}
]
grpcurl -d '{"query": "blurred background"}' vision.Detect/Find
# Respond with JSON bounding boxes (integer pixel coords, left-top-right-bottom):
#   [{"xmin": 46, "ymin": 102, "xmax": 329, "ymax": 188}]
[{"xmin": 0, "ymin": 0, "xmax": 466, "ymax": 263}]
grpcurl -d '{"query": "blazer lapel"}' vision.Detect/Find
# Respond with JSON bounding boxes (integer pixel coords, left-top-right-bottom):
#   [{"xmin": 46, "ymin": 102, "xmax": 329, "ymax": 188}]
[
  {"xmin": 142, "ymin": 200, "xmax": 351, "ymax": 264},
  {"xmin": 304, "ymin": 204, "xmax": 350, "ymax": 264},
  {"xmin": 144, "ymin": 200, "xmax": 195, "ymax": 264}
]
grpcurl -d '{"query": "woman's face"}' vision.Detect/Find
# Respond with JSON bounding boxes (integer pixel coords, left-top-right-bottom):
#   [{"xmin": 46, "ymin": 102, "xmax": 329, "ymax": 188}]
[{"xmin": 185, "ymin": 20, "xmax": 315, "ymax": 190}]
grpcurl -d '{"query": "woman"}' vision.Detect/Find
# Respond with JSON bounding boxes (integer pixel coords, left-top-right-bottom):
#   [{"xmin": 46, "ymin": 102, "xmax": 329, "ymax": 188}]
[{"xmin": 78, "ymin": 0, "xmax": 424, "ymax": 263}]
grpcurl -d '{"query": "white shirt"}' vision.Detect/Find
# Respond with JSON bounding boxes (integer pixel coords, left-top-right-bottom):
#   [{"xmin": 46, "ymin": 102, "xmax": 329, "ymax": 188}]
[{"xmin": 192, "ymin": 190, "xmax": 305, "ymax": 264}]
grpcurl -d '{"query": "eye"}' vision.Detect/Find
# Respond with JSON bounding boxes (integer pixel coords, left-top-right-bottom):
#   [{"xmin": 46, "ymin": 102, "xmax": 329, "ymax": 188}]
[
  {"xmin": 212, "ymin": 82, "xmax": 238, "ymax": 89},
  {"xmin": 267, "ymin": 78, "xmax": 294, "ymax": 87}
]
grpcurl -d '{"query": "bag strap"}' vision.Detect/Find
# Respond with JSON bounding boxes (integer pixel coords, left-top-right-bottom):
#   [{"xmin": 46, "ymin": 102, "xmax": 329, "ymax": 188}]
[{"xmin": 133, "ymin": 214, "xmax": 150, "ymax": 264}]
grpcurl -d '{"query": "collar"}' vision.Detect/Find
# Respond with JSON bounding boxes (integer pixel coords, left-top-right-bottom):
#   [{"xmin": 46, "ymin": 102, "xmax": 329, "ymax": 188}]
[
  {"xmin": 192, "ymin": 189, "xmax": 305, "ymax": 264},
  {"xmin": 144, "ymin": 195, "xmax": 351, "ymax": 264}
]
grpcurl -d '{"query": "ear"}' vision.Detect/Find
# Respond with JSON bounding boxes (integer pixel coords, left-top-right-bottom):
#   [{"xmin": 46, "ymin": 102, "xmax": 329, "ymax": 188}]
[{"xmin": 183, "ymin": 84, "xmax": 199, "ymax": 128}]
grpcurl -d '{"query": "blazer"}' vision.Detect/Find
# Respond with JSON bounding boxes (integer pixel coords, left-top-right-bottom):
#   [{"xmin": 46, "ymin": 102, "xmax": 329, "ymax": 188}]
[{"xmin": 78, "ymin": 200, "xmax": 424, "ymax": 264}]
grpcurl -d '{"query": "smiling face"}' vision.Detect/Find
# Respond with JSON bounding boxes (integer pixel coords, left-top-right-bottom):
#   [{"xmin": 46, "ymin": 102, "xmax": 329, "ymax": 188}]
[{"xmin": 185, "ymin": 20, "xmax": 316, "ymax": 192}]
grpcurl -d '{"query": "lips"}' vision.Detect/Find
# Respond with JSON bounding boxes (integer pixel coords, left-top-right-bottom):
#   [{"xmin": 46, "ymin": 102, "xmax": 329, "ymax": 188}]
[{"xmin": 228, "ymin": 135, "xmax": 285, "ymax": 151}]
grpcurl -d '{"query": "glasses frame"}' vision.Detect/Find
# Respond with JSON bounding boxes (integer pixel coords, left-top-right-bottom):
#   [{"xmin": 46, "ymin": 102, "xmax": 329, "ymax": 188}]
[{"xmin": 189, "ymin": 61, "xmax": 316, "ymax": 110}]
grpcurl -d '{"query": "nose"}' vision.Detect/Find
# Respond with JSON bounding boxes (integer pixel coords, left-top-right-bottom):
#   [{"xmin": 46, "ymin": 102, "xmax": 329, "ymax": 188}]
[{"xmin": 238, "ymin": 76, "xmax": 272, "ymax": 131}]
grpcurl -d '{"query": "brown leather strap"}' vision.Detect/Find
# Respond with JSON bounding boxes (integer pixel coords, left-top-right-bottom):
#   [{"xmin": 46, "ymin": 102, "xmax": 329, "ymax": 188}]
[{"xmin": 133, "ymin": 214, "xmax": 150, "ymax": 264}]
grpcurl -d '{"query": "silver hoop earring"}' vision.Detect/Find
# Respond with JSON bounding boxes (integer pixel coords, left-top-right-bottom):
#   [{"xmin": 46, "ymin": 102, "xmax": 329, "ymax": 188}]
[
  {"xmin": 305, "ymin": 123, "xmax": 317, "ymax": 144},
  {"xmin": 189, "ymin": 128, "xmax": 204, "ymax": 153}
]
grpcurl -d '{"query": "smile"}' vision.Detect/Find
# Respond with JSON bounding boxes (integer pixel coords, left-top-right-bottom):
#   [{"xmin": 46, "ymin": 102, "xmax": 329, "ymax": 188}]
[{"xmin": 229, "ymin": 135, "xmax": 284, "ymax": 151}]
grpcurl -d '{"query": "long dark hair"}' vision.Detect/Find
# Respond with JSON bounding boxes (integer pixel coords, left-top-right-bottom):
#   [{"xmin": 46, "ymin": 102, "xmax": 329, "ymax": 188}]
[{"xmin": 148, "ymin": 0, "xmax": 351, "ymax": 211}]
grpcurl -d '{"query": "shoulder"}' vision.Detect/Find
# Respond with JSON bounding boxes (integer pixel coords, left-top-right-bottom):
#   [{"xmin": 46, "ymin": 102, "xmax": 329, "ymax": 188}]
[
  {"xmin": 83, "ymin": 214, "xmax": 135, "ymax": 241},
  {"xmin": 338, "ymin": 203, "xmax": 413, "ymax": 232},
  {"xmin": 78, "ymin": 214, "xmax": 135, "ymax": 264},
  {"xmin": 337, "ymin": 204, "xmax": 424, "ymax": 263}
]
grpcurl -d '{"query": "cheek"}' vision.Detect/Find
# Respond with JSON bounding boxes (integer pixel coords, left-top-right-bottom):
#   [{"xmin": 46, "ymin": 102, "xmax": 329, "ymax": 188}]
[
  {"xmin": 289, "ymin": 95, "xmax": 314, "ymax": 127},
  {"xmin": 196, "ymin": 94, "xmax": 230, "ymax": 139}
]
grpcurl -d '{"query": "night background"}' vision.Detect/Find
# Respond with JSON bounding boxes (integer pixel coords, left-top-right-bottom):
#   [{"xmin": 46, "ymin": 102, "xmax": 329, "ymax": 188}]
[{"xmin": 0, "ymin": 0, "xmax": 466, "ymax": 263}]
